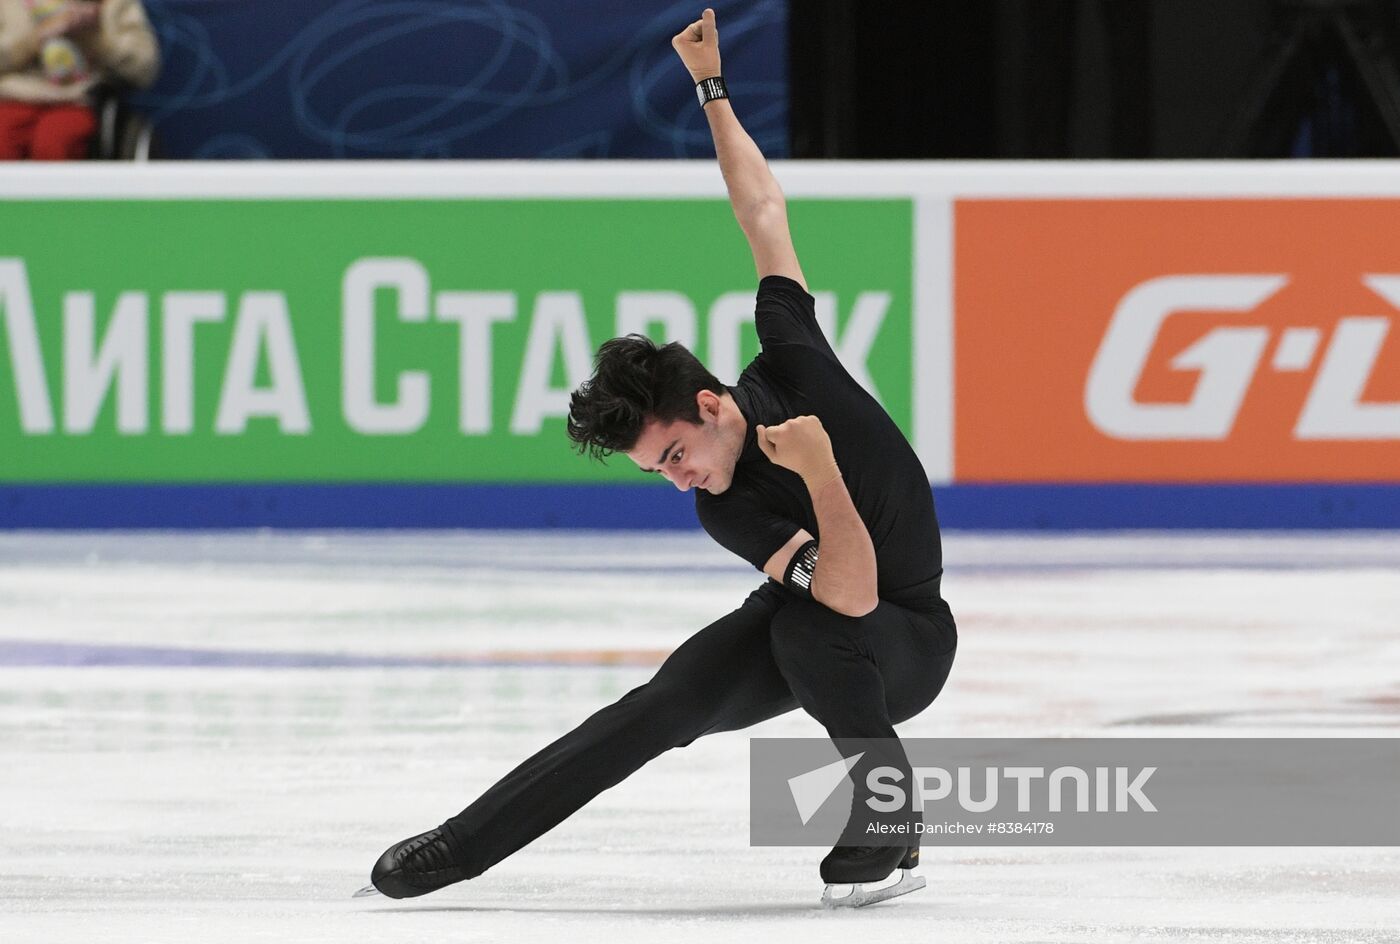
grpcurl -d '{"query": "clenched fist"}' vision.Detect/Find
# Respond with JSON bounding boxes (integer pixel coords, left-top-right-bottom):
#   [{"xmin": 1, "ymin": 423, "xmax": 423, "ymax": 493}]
[
  {"xmin": 672, "ymin": 8, "xmax": 721, "ymax": 82},
  {"xmin": 755, "ymin": 416, "xmax": 842, "ymax": 491}
]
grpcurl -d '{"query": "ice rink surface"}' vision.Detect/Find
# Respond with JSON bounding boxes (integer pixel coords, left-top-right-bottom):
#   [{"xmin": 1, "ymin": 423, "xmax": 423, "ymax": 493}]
[{"xmin": 2, "ymin": 529, "xmax": 1399, "ymax": 944}]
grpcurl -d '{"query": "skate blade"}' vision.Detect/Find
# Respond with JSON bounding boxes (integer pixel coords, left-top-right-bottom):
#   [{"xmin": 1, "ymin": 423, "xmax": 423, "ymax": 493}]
[
  {"xmin": 821, "ymin": 868, "xmax": 926, "ymax": 909},
  {"xmin": 352, "ymin": 884, "xmax": 382, "ymax": 898}
]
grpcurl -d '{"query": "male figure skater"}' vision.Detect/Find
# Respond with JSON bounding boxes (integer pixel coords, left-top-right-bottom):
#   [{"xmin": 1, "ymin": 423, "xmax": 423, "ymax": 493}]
[{"xmin": 363, "ymin": 8, "xmax": 957, "ymax": 907}]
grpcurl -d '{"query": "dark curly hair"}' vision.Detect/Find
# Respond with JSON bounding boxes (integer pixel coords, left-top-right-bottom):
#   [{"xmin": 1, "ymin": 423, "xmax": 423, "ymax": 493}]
[{"xmin": 567, "ymin": 334, "xmax": 725, "ymax": 461}]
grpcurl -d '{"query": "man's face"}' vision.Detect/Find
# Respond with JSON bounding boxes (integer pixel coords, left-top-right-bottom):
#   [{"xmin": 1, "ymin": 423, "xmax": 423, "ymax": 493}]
[{"xmin": 625, "ymin": 393, "xmax": 740, "ymax": 495}]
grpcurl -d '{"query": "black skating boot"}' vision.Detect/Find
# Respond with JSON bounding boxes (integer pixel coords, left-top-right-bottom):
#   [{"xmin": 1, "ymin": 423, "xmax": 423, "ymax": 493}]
[
  {"xmin": 368, "ymin": 826, "xmax": 472, "ymax": 899},
  {"xmin": 819, "ymin": 844, "xmax": 917, "ymax": 883},
  {"xmin": 819, "ymin": 845, "xmax": 924, "ymax": 908}
]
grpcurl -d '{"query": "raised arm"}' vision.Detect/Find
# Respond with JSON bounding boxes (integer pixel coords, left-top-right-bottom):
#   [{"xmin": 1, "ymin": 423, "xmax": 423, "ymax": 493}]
[{"xmin": 672, "ymin": 9, "xmax": 807, "ymax": 291}]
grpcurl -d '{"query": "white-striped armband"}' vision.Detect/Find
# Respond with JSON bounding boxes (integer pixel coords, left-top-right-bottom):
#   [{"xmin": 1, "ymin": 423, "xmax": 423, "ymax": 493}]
[{"xmin": 783, "ymin": 539, "xmax": 820, "ymax": 598}]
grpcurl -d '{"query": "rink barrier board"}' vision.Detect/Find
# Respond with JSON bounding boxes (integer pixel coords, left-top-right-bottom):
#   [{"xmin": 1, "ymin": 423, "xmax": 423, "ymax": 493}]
[
  {"xmin": 0, "ymin": 197, "xmax": 914, "ymax": 482},
  {"xmin": 1, "ymin": 483, "xmax": 1397, "ymax": 529},
  {"xmin": 6, "ymin": 164, "xmax": 1400, "ymax": 528}
]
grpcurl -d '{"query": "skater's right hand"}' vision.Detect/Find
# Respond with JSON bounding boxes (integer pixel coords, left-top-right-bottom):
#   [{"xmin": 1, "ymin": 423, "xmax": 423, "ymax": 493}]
[
  {"xmin": 671, "ymin": 8, "xmax": 721, "ymax": 82},
  {"xmin": 755, "ymin": 416, "xmax": 841, "ymax": 492}
]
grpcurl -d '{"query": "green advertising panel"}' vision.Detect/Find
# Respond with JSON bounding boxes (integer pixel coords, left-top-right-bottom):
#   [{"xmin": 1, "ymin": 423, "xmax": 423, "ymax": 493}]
[{"xmin": 0, "ymin": 199, "xmax": 911, "ymax": 482}]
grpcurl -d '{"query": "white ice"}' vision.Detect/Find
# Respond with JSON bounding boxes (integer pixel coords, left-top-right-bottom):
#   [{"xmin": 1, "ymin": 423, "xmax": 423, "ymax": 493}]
[{"xmin": 2, "ymin": 530, "xmax": 1399, "ymax": 944}]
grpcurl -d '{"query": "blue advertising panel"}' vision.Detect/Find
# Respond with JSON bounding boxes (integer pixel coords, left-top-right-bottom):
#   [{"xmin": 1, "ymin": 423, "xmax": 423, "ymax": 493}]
[{"xmin": 134, "ymin": 0, "xmax": 788, "ymax": 158}]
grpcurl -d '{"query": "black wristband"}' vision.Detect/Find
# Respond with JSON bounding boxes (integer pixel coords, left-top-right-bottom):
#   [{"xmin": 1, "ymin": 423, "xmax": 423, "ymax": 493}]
[{"xmin": 696, "ymin": 75, "xmax": 728, "ymax": 107}]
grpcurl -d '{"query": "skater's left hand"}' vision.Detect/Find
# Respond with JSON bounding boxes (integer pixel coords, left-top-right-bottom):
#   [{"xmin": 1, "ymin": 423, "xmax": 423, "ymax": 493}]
[{"xmin": 755, "ymin": 416, "xmax": 841, "ymax": 490}]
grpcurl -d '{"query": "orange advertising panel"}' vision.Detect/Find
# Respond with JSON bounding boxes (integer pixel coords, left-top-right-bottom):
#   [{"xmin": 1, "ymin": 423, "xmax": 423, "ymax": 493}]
[{"xmin": 954, "ymin": 199, "xmax": 1400, "ymax": 482}]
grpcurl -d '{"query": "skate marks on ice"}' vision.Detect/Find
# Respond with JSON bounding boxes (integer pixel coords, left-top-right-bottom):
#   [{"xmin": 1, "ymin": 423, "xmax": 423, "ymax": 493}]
[{"xmin": 1112, "ymin": 695, "xmax": 1400, "ymax": 729}]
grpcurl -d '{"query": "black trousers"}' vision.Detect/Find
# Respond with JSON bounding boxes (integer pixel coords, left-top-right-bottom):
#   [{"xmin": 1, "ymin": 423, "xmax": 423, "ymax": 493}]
[{"xmin": 441, "ymin": 580, "xmax": 958, "ymax": 877}]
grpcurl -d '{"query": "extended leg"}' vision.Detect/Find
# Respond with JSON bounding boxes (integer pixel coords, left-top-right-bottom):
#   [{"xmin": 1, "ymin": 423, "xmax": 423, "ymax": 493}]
[{"xmin": 369, "ymin": 583, "xmax": 798, "ymax": 896}]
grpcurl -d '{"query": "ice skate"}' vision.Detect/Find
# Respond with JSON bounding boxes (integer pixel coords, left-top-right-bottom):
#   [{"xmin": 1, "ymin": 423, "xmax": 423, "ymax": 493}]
[
  {"xmin": 354, "ymin": 826, "xmax": 472, "ymax": 899},
  {"xmin": 819, "ymin": 845, "xmax": 925, "ymax": 908}
]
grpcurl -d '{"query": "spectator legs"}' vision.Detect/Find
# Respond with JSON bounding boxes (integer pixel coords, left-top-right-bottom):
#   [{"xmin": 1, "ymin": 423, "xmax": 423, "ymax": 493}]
[
  {"xmin": 30, "ymin": 105, "xmax": 96, "ymax": 161},
  {"xmin": 0, "ymin": 102, "xmax": 97, "ymax": 160},
  {"xmin": 0, "ymin": 101, "xmax": 36, "ymax": 159}
]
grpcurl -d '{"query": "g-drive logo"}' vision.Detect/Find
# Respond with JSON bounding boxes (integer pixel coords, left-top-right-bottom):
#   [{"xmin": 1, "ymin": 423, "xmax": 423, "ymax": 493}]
[
  {"xmin": 787, "ymin": 752, "xmax": 1157, "ymax": 824},
  {"xmin": 1086, "ymin": 274, "xmax": 1400, "ymax": 441}
]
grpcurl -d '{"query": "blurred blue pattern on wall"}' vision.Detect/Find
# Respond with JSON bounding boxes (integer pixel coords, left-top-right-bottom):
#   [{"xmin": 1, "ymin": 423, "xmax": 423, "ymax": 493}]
[{"xmin": 133, "ymin": 0, "xmax": 788, "ymax": 158}]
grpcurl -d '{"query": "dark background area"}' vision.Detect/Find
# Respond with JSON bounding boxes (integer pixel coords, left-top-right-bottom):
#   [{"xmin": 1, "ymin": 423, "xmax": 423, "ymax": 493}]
[
  {"xmin": 129, "ymin": 0, "xmax": 791, "ymax": 159},
  {"xmin": 106, "ymin": 0, "xmax": 1400, "ymax": 159},
  {"xmin": 788, "ymin": 0, "xmax": 1400, "ymax": 158}
]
